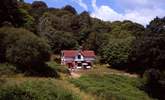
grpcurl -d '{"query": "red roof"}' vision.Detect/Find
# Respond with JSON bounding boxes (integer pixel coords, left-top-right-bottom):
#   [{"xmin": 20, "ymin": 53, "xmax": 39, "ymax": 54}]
[
  {"xmin": 62, "ymin": 50, "xmax": 95, "ymax": 57},
  {"xmin": 81, "ymin": 51, "xmax": 95, "ymax": 57}
]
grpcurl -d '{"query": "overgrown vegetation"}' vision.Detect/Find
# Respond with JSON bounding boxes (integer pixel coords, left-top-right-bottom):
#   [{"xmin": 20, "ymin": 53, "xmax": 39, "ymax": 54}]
[
  {"xmin": 0, "ymin": 78, "xmax": 80, "ymax": 100},
  {"xmin": 0, "ymin": 63, "xmax": 17, "ymax": 77},
  {"xmin": 0, "ymin": 0, "xmax": 164, "ymax": 99},
  {"xmin": 47, "ymin": 61, "xmax": 70, "ymax": 74},
  {"xmin": 70, "ymin": 74, "xmax": 151, "ymax": 100}
]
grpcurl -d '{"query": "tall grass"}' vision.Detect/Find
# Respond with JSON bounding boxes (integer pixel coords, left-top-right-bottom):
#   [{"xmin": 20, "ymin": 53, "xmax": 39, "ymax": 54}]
[
  {"xmin": 70, "ymin": 74, "xmax": 152, "ymax": 100},
  {"xmin": 0, "ymin": 63, "xmax": 17, "ymax": 77},
  {"xmin": 47, "ymin": 61, "xmax": 70, "ymax": 74},
  {"xmin": 0, "ymin": 78, "xmax": 80, "ymax": 100}
]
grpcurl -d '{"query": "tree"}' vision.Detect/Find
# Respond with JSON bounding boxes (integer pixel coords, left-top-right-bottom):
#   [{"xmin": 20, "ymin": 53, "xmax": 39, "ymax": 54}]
[
  {"xmin": 129, "ymin": 17, "xmax": 165, "ymax": 99},
  {"xmin": 17, "ymin": 0, "xmax": 24, "ymax": 2},
  {"xmin": 62, "ymin": 5, "xmax": 77, "ymax": 15},
  {"xmin": 45, "ymin": 31, "xmax": 78, "ymax": 54},
  {"xmin": 0, "ymin": 0, "xmax": 27, "ymax": 27},
  {"xmin": 110, "ymin": 20, "xmax": 145, "ymax": 38},
  {"xmin": 130, "ymin": 17, "xmax": 165, "ymax": 71},
  {"xmin": 32, "ymin": 1, "xmax": 48, "ymax": 9},
  {"xmin": 84, "ymin": 32, "xmax": 109, "ymax": 54},
  {"xmin": 142, "ymin": 69, "xmax": 165, "ymax": 100},
  {"xmin": 102, "ymin": 37, "xmax": 134, "ymax": 68},
  {"xmin": 37, "ymin": 12, "xmax": 79, "ymax": 53},
  {"xmin": 0, "ymin": 27, "xmax": 50, "ymax": 69}
]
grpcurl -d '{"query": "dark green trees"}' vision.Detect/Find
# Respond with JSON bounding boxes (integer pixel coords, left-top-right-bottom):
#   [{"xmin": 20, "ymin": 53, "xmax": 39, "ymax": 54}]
[
  {"xmin": 62, "ymin": 5, "xmax": 77, "ymax": 15},
  {"xmin": 129, "ymin": 17, "xmax": 165, "ymax": 99},
  {"xmin": 102, "ymin": 37, "xmax": 134, "ymax": 67},
  {"xmin": 0, "ymin": 0, "xmax": 28, "ymax": 27},
  {"xmin": 130, "ymin": 17, "xmax": 165, "ymax": 71},
  {"xmin": 46, "ymin": 31, "xmax": 78, "ymax": 54},
  {"xmin": 32, "ymin": 1, "xmax": 48, "ymax": 9},
  {"xmin": 0, "ymin": 27, "xmax": 50, "ymax": 69},
  {"xmin": 101, "ymin": 21, "xmax": 144, "ymax": 67}
]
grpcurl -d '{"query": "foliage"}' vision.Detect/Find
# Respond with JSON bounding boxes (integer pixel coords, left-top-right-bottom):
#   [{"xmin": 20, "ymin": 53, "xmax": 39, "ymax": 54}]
[
  {"xmin": 142, "ymin": 69, "xmax": 165, "ymax": 100},
  {"xmin": 129, "ymin": 17, "xmax": 165, "ymax": 100},
  {"xmin": 0, "ymin": 27, "xmax": 51, "ymax": 74},
  {"xmin": 47, "ymin": 61, "xmax": 70, "ymax": 74},
  {"xmin": 37, "ymin": 12, "xmax": 79, "ymax": 50},
  {"xmin": 98, "ymin": 21, "xmax": 144, "ymax": 67},
  {"xmin": 37, "ymin": 10, "xmax": 75, "ymax": 35},
  {"xmin": 62, "ymin": 5, "xmax": 77, "ymax": 15},
  {"xmin": 91, "ymin": 18, "xmax": 111, "ymax": 33},
  {"xmin": 18, "ymin": 8, "xmax": 35, "ymax": 30},
  {"xmin": 0, "ymin": 63, "xmax": 17, "ymax": 77},
  {"xmin": 32, "ymin": 1, "xmax": 48, "ymax": 9},
  {"xmin": 84, "ymin": 32, "xmax": 110, "ymax": 53},
  {"xmin": 101, "ymin": 37, "xmax": 134, "ymax": 67},
  {"xmin": 129, "ymin": 17, "xmax": 165, "ymax": 72},
  {"xmin": 43, "ymin": 31, "xmax": 78, "ymax": 54},
  {"xmin": 110, "ymin": 21, "xmax": 145, "ymax": 38},
  {"xmin": 0, "ymin": 0, "xmax": 28, "ymax": 27},
  {"xmin": 0, "ymin": 79, "xmax": 80, "ymax": 100},
  {"xmin": 70, "ymin": 74, "xmax": 151, "ymax": 100}
]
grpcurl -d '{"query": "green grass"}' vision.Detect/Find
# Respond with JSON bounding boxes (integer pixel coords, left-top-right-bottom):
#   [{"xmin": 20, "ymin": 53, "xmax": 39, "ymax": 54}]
[
  {"xmin": 0, "ymin": 78, "xmax": 81, "ymax": 100},
  {"xmin": 70, "ymin": 74, "xmax": 152, "ymax": 100},
  {"xmin": 47, "ymin": 61, "xmax": 70, "ymax": 74},
  {"xmin": 0, "ymin": 63, "xmax": 17, "ymax": 77},
  {"xmin": 0, "ymin": 63, "xmax": 153, "ymax": 100}
]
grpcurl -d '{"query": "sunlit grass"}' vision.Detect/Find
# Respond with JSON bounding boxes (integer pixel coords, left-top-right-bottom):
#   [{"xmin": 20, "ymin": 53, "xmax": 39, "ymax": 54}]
[{"xmin": 70, "ymin": 73, "xmax": 152, "ymax": 100}]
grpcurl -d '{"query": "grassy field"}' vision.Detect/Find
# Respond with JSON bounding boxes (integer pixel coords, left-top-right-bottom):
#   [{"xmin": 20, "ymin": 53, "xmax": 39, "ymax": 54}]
[
  {"xmin": 70, "ymin": 74, "xmax": 152, "ymax": 100},
  {"xmin": 69, "ymin": 65, "xmax": 152, "ymax": 100},
  {"xmin": 0, "ymin": 78, "xmax": 81, "ymax": 100},
  {"xmin": 0, "ymin": 62, "xmax": 93, "ymax": 100},
  {"xmin": 0, "ymin": 62, "xmax": 153, "ymax": 100}
]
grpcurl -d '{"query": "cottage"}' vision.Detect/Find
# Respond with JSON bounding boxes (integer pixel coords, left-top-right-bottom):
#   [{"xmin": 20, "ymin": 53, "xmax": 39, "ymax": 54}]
[{"xmin": 61, "ymin": 50, "xmax": 96, "ymax": 69}]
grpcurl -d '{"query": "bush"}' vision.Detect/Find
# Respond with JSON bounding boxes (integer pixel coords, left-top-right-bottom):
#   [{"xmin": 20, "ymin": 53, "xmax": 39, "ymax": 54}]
[
  {"xmin": 42, "ymin": 31, "xmax": 78, "ymax": 54},
  {"xmin": 32, "ymin": 1, "xmax": 48, "ymax": 9},
  {"xmin": 0, "ymin": 63, "xmax": 17, "ymax": 77},
  {"xmin": 24, "ymin": 64, "xmax": 59, "ymax": 78},
  {"xmin": 47, "ymin": 61, "xmax": 69, "ymax": 74},
  {"xmin": 0, "ymin": 27, "xmax": 54, "ymax": 77},
  {"xmin": 129, "ymin": 17, "xmax": 165, "ymax": 73},
  {"xmin": 0, "ymin": 27, "xmax": 50, "ymax": 67},
  {"xmin": 0, "ymin": 79, "xmax": 80, "ymax": 100},
  {"xmin": 62, "ymin": 5, "xmax": 77, "ymax": 15},
  {"xmin": 142, "ymin": 69, "xmax": 165, "ymax": 100},
  {"xmin": 101, "ymin": 37, "xmax": 134, "ymax": 68}
]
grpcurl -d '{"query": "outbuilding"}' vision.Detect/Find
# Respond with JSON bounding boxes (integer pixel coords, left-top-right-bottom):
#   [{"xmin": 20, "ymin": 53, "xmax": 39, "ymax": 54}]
[{"xmin": 61, "ymin": 50, "xmax": 96, "ymax": 69}]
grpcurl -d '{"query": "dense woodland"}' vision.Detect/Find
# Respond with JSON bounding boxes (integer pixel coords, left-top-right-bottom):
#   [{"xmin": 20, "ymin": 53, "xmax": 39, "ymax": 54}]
[{"xmin": 0, "ymin": 0, "xmax": 165, "ymax": 100}]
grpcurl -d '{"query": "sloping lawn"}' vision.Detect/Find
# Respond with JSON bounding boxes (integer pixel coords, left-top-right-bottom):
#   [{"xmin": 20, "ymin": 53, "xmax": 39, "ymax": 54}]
[
  {"xmin": 0, "ymin": 78, "xmax": 81, "ymax": 100},
  {"xmin": 70, "ymin": 74, "xmax": 152, "ymax": 100}
]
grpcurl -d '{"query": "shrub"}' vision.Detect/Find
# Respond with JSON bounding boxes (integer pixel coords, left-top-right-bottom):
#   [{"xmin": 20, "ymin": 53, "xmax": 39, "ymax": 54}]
[
  {"xmin": 32, "ymin": 1, "xmax": 48, "ymax": 9},
  {"xmin": 42, "ymin": 31, "xmax": 78, "ymax": 54},
  {"xmin": 24, "ymin": 64, "xmax": 59, "ymax": 78},
  {"xmin": 0, "ymin": 27, "xmax": 53, "ymax": 76},
  {"xmin": 101, "ymin": 37, "xmax": 134, "ymax": 68},
  {"xmin": 129, "ymin": 17, "xmax": 165, "ymax": 73},
  {"xmin": 0, "ymin": 63, "xmax": 17, "ymax": 77},
  {"xmin": 47, "ymin": 61, "xmax": 69, "ymax": 74},
  {"xmin": 0, "ymin": 79, "xmax": 80, "ymax": 100},
  {"xmin": 62, "ymin": 5, "xmax": 77, "ymax": 15},
  {"xmin": 142, "ymin": 69, "xmax": 165, "ymax": 100},
  {"xmin": 0, "ymin": 28, "xmax": 8, "ymax": 62}
]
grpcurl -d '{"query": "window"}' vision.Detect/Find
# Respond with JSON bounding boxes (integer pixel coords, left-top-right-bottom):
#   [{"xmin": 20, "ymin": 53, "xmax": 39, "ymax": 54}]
[{"xmin": 78, "ymin": 55, "xmax": 81, "ymax": 59}]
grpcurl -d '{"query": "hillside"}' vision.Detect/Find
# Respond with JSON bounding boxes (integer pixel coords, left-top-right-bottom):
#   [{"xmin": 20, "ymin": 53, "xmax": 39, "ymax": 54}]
[
  {"xmin": 0, "ymin": 0, "xmax": 165, "ymax": 100},
  {"xmin": 0, "ymin": 63, "xmax": 152, "ymax": 100}
]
